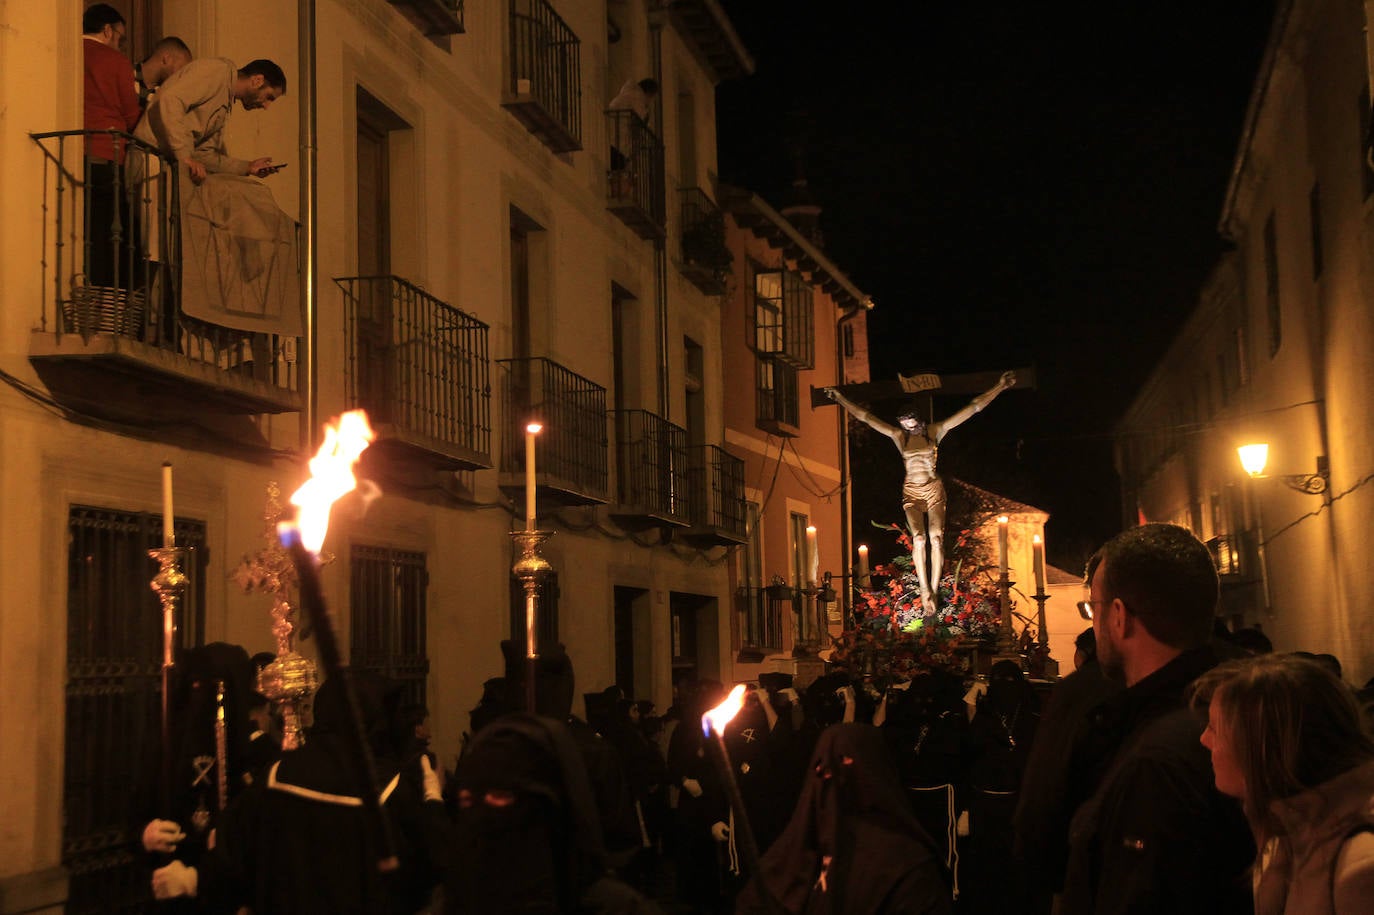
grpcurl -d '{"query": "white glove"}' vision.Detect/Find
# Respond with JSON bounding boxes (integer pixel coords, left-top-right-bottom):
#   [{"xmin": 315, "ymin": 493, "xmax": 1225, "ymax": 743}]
[
  {"xmin": 837, "ymin": 685, "xmax": 857, "ymax": 723},
  {"xmin": 151, "ymin": 860, "xmax": 198, "ymax": 899},
  {"xmin": 710, "ymin": 821, "xmax": 731, "ymax": 843},
  {"xmin": 777, "ymin": 687, "xmax": 800, "ymax": 705},
  {"xmin": 681, "ymin": 777, "xmax": 703, "ymax": 798},
  {"xmin": 419, "ymin": 754, "xmax": 442, "ymax": 803},
  {"xmin": 141, "ymin": 819, "xmax": 185, "ymax": 853}
]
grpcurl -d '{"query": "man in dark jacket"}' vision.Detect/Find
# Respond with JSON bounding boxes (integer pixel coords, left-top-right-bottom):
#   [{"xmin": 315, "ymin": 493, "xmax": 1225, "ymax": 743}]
[{"xmin": 1058, "ymin": 523, "xmax": 1253, "ymax": 915}]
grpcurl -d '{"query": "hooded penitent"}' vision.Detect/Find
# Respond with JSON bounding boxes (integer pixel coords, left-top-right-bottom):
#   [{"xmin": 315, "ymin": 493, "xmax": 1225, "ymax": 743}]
[
  {"xmin": 445, "ymin": 714, "xmax": 607, "ymax": 914},
  {"xmin": 736, "ymin": 723, "xmax": 953, "ymax": 915}
]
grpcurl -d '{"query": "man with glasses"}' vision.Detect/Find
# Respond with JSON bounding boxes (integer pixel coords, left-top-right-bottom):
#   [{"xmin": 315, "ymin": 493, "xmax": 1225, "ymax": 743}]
[{"xmin": 1057, "ymin": 523, "xmax": 1253, "ymax": 914}]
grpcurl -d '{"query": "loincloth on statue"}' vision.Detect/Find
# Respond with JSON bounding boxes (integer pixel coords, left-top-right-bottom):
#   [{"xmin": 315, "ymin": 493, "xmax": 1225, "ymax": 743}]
[{"xmin": 902, "ymin": 477, "xmax": 947, "ymax": 512}]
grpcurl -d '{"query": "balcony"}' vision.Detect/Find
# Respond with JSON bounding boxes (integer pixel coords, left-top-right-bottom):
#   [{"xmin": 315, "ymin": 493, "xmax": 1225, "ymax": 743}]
[
  {"xmin": 606, "ymin": 111, "xmax": 665, "ymax": 239},
  {"xmin": 386, "ymin": 0, "xmax": 464, "ymax": 40},
  {"xmin": 498, "ymin": 357, "xmax": 607, "ymax": 507},
  {"xmin": 609, "ymin": 409, "xmax": 689, "ymax": 530},
  {"xmin": 27, "ymin": 131, "xmax": 301, "ymax": 424},
  {"xmin": 678, "ymin": 187, "xmax": 730, "ymax": 294},
  {"xmin": 503, "ymin": 0, "xmax": 582, "ymax": 154},
  {"xmin": 336, "ymin": 276, "xmax": 491, "ymax": 471},
  {"xmin": 683, "ymin": 445, "xmax": 747, "ymax": 546}
]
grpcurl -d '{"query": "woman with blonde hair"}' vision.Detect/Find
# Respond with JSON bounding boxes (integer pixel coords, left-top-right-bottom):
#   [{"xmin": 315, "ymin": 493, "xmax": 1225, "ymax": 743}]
[{"xmin": 1192, "ymin": 653, "xmax": 1374, "ymax": 914}]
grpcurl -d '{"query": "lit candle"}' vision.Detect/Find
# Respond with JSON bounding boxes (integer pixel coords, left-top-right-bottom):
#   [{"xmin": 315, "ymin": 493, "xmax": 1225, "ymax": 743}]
[
  {"xmin": 525, "ymin": 423, "xmax": 541, "ymax": 532},
  {"xmin": 1033, "ymin": 533, "xmax": 1046, "ymax": 593},
  {"xmin": 997, "ymin": 515, "xmax": 1009, "ymax": 581},
  {"xmin": 161, "ymin": 462, "xmax": 175, "ymax": 548},
  {"xmin": 806, "ymin": 525, "xmax": 818, "ymax": 584},
  {"xmin": 857, "ymin": 544, "xmax": 870, "ymax": 586}
]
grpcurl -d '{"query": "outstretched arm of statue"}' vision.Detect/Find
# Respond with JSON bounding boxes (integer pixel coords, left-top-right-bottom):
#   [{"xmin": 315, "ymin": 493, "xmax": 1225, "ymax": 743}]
[
  {"xmin": 933, "ymin": 371, "xmax": 1016, "ymax": 440},
  {"xmin": 823, "ymin": 387, "xmax": 897, "ymax": 436}
]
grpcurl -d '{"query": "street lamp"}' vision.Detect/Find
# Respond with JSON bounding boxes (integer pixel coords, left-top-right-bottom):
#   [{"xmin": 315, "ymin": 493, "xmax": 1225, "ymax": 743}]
[{"xmin": 1236, "ymin": 442, "xmax": 1329, "ymax": 495}]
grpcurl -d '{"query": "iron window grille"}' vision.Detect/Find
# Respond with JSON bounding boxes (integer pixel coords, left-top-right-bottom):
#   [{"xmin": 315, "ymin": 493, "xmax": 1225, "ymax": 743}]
[
  {"xmin": 64, "ymin": 507, "xmax": 206, "ymax": 915},
  {"xmin": 350, "ymin": 545, "xmax": 430, "ymax": 708}
]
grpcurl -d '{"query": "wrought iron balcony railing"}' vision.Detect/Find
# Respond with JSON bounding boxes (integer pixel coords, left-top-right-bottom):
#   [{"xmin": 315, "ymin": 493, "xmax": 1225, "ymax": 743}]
[
  {"xmin": 606, "ymin": 111, "xmax": 665, "ymax": 238},
  {"xmin": 678, "ymin": 187, "xmax": 730, "ymax": 294},
  {"xmin": 685, "ymin": 444, "xmax": 747, "ymax": 544},
  {"xmin": 504, "ymin": 0, "xmax": 582, "ymax": 153},
  {"xmin": 498, "ymin": 357, "xmax": 608, "ymax": 504},
  {"xmin": 610, "ymin": 409, "xmax": 689, "ymax": 527},
  {"xmin": 1207, "ymin": 531, "xmax": 1258, "ymax": 581},
  {"xmin": 337, "ymin": 276, "xmax": 491, "ymax": 469},
  {"xmin": 735, "ymin": 586, "xmax": 783, "ymax": 652},
  {"xmin": 28, "ymin": 130, "xmax": 300, "ymax": 417}
]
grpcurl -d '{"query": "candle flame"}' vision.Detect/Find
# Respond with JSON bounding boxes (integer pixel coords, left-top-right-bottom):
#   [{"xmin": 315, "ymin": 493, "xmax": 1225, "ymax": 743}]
[
  {"xmin": 1033, "ymin": 534, "xmax": 1042, "ymax": 545},
  {"xmin": 526, "ymin": 422, "xmax": 543, "ymax": 435},
  {"xmin": 701, "ymin": 683, "xmax": 748, "ymax": 737},
  {"xmin": 997, "ymin": 515, "xmax": 1009, "ymax": 524},
  {"xmin": 280, "ymin": 411, "xmax": 376, "ymax": 554}
]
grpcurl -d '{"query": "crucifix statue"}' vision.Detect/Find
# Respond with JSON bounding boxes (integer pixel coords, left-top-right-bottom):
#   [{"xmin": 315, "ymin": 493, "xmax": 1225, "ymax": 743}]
[{"xmin": 824, "ymin": 370, "xmax": 1016, "ymax": 614}]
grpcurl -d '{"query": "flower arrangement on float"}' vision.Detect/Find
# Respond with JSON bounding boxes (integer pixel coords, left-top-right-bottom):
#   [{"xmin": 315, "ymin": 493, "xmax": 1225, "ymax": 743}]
[{"xmin": 829, "ymin": 522, "xmax": 1012, "ymax": 678}]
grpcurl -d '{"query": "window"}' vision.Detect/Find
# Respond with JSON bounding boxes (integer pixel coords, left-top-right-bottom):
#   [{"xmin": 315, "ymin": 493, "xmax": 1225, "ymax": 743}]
[
  {"xmin": 756, "ymin": 355, "xmax": 800, "ymax": 433},
  {"xmin": 790, "ymin": 512, "xmax": 820, "ymax": 645},
  {"xmin": 1263, "ymin": 213, "xmax": 1280, "ymax": 357},
  {"xmin": 350, "ymin": 545, "xmax": 429, "ymax": 707},
  {"xmin": 1309, "ymin": 182, "xmax": 1323, "ymax": 280},
  {"xmin": 748, "ymin": 264, "xmax": 814, "ymax": 368},
  {"xmin": 752, "ymin": 266, "xmax": 784, "ymax": 356},
  {"xmin": 736, "ymin": 501, "xmax": 780, "ymax": 652},
  {"xmin": 64, "ymin": 507, "xmax": 207, "ymax": 913}
]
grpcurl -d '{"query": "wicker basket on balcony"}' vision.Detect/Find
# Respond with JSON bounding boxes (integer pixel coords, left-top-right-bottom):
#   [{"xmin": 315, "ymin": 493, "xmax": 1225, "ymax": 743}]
[{"xmin": 63, "ymin": 284, "xmax": 147, "ymax": 337}]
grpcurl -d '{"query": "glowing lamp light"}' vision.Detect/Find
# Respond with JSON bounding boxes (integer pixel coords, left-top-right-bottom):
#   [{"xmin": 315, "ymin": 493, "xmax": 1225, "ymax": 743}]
[
  {"xmin": 279, "ymin": 410, "xmax": 376, "ymax": 554},
  {"xmin": 1238, "ymin": 443, "xmax": 1270, "ymax": 478},
  {"xmin": 701, "ymin": 683, "xmax": 748, "ymax": 737}
]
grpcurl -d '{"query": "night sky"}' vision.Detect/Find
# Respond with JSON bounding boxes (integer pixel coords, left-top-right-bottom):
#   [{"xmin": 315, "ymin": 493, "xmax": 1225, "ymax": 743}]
[{"xmin": 716, "ymin": 1, "xmax": 1277, "ymax": 570}]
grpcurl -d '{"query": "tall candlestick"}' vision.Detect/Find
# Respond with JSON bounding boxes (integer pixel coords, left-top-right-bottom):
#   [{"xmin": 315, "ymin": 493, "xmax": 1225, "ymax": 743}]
[
  {"xmin": 161, "ymin": 462, "xmax": 175, "ymax": 548},
  {"xmin": 525, "ymin": 423, "xmax": 541, "ymax": 531},
  {"xmin": 806, "ymin": 525, "xmax": 818, "ymax": 584},
  {"xmin": 997, "ymin": 515, "xmax": 1009, "ymax": 580},
  {"xmin": 1033, "ymin": 534, "xmax": 1046, "ymax": 593},
  {"xmin": 857, "ymin": 544, "xmax": 870, "ymax": 587}
]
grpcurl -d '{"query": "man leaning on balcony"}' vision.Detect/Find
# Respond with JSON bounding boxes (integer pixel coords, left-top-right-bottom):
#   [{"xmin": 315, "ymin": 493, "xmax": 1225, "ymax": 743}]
[
  {"xmin": 135, "ymin": 58, "xmax": 302, "ymax": 359},
  {"xmin": 136, "ymin": 58, "xmax": 286, "ymax": 186}
]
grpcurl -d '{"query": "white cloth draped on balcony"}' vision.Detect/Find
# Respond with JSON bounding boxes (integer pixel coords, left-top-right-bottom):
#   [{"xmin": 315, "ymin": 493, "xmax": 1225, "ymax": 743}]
[{"xmin": 180, "ymin": 173, "xmax": 301, "ymax": 336}]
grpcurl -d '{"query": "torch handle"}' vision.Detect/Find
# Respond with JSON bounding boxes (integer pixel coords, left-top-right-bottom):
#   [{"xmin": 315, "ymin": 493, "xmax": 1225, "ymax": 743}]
[
  {"xmin": 287, "ymin": 539, "xmax": 400, "ymax": 872},
  {"xmin": 706, "ymin": 731, "xmax": 762, "ymax": 876}
]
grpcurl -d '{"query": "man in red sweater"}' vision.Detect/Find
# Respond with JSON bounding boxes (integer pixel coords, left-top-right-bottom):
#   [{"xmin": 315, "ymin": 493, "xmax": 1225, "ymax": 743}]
[{"xmin": 83, "ymin": 3, "xmax": 141, "ymax": 289}]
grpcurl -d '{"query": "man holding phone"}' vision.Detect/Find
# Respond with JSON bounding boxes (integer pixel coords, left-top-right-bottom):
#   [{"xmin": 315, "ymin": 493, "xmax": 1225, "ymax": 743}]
[{"xmin": 138, "ymin": 57, "xmax": 287, "ymax": 184}]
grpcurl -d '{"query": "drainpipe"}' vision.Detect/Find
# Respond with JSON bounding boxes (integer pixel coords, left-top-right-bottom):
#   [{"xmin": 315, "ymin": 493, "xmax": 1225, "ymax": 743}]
[
  {"xmin": 836, "ymin": 297, "xmax": 873, "ymax": 624},
  {"xmin": 299, "ymin": 0, "xmax": 318, "ymax": 447},
  {"xmin": 649, "ymin": 11, "xmax": 669, "ymax": 417}
]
